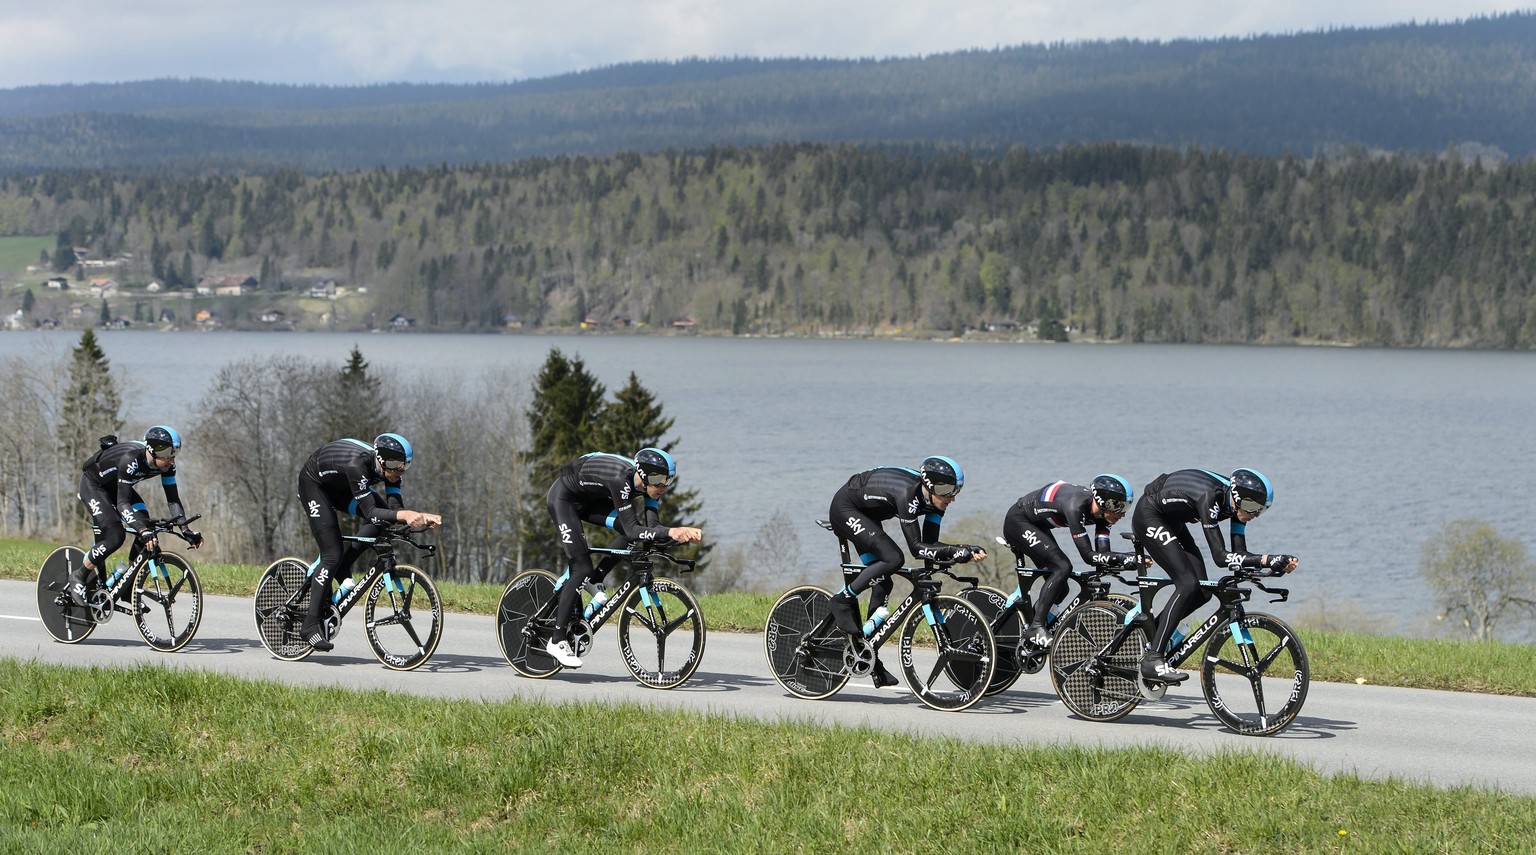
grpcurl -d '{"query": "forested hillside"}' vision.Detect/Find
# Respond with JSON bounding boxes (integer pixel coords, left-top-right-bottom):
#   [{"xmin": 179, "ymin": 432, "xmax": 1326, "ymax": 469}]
[
  {"xmin": 1, "ymin": 14, "xmax": 1532, "ymax": 172},
  {"xmin": 6, "ymin": 142, "xmax": 1534, "ymax": 347}
]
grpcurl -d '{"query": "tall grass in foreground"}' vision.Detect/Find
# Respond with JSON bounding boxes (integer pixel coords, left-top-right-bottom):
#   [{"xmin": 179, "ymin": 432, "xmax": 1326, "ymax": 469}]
[
  {"xmin": 1, "ymin": 661, "xmax": 1532, "ymax": 854},
  {"xmin": 4, "ymin": 538, "xmax": 1532, "ymax": 695}
]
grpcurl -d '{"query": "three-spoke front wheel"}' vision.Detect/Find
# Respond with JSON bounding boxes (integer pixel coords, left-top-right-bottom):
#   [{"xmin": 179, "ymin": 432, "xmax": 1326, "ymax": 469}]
[
  {"xmin": 364, "ymin": 563, "xmax": 443, "ymax": 671},
  {"xmin": 617, "ymin": 577, "xmax": 705, "ymax": 689},
  {"xmin": 133, "ymin": 551, "xmax": 203, "ymax": 652},
  {"xmin": 764, "ymin": 585, "xmax": 852, "ymax": 700},
  {"xmin": 1201, "ymin": 612, "xmax": 1310, "ymax": 736},
  {"xmin": 899, "ymin": 595, "xmax": 996, "ymax": 712}
]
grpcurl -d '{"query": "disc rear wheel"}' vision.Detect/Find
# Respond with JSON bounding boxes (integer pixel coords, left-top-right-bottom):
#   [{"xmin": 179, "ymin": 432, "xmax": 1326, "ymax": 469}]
[
  {"xmin": 36, "ymin": 547, "xmax": 96, "ymax": 644},
  {"xmin": 1049, "ymin": 601, "xmax": 1142, "ymax": 722},
  {"xmin": 764, "ymin": 586, "xmax": 851, "ymax": 700},
  {"xmin": 254, "ymin": 558, "xmax": 314, "ymax": 661},
  {"xmin": 497, "ymin": 570, "xmax": 562, "ymax": 678}
]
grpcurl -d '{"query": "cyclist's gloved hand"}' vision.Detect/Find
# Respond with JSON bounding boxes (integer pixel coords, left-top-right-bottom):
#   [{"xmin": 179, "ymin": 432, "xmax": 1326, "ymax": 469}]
[
  {"xmin": 952, "ymin": 546, "xmax": 974, "ymax": 563},
  {"xmin": 1119, "ymin": 553, "xmax": 1143, "ymax": 569},
  {"xmin": 135, "ymin": 528, "xmax": 156, "ymax": 544},
  {"xmin": 1267, "ymin": 553, "xmax": 1296, "ymax": 572}
]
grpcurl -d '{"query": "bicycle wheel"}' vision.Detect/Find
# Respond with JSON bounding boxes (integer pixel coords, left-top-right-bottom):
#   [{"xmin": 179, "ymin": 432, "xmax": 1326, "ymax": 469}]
[
  {"xmin": 617, "ymin": 577, "xmax": 706, "ymax": 689},
  {"xmin": 254, "ymin": 558, "xmax": 315, "ymax": 661},
  {"xmin": 132, "ymin": 551, "xmax": 203, "ymax": 652},
  {"xmin": 764, "ymin": 585, "xmax": 851, "ymax": 700},
  {"xmin": 497, "ymin": 570, "xmax": 562, "ymax": 678},
  {"xmin": 954, "ymin": 586, "xmax": 1021, "ymax": 695},
  {"xmin": 899, "ymin": 595, "xmax": 996, "ymax": 712},
  {"xmin": 1201, "ymin": 612, "xmax": 1310, "ymax": 736},
  {"xmin": 362, "ymin": 564, "xmax": 443, "ymax": 671},
  {"xmin": 1049, "ymin": 601, "xmax": 1143, "ymax": 722},
  {"xmin": 36, "ymin": 546, "xmax": 96, "ymax": 644}
]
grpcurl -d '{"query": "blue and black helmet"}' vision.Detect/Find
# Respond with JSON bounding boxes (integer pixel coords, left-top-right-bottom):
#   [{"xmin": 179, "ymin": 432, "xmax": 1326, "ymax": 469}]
[
  {"xmin": 374, "ymin": 433, "xmax": 413, "ymax": 470},
  {"xmin": 635, "ymin": 447, "xmax": 677, "ymax": 487},
  {"xmin": 920, "ymin": 455, "xmax": 963, "ymax": 497},
  {"xmin": 1090, "ymin": 473, "xmax": 1133, "ymax": 513},
  {"xmin": 144, "ymin": 425, "xmax": 181, "ymax": 459},
  {"xmin": 1230, "ymin": 467, "xmax": 1273, "ymax": 516}
]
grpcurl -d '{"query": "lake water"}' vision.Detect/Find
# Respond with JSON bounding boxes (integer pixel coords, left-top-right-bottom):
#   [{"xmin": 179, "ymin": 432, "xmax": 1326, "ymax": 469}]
[{"xmin": 4, "ymin": 329, "xmax": 1533, "ymax": 633}]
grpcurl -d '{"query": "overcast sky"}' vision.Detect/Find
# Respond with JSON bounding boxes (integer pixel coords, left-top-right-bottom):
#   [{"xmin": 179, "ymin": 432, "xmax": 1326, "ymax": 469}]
[{"xmin": 0, "ymin": 1, "xmax": 1527, "ymax": 89}]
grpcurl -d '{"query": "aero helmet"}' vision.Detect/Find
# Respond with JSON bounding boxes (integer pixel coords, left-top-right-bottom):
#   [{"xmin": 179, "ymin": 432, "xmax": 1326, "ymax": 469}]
[
  {"xmin": 144, "ymin": 425, "xmax": 181, "ymax": 459},
  {"xmin": 635, "ymin": 447, "xmax": 677, "ymax": 487},
  {"xmin": 1230, "ymin": 468, "xmax": 1273, "ymax": 516},
  {"xmin": 1090, "ymin": 473, "xmax": 1133, "ymax": 514},
  {"xmin": 374, "ymin": 433, "xmax": 413, "ymax": 471},
  {"xmin": 920, "ymin": 456, "xmax": 964, "ymax": 497}
]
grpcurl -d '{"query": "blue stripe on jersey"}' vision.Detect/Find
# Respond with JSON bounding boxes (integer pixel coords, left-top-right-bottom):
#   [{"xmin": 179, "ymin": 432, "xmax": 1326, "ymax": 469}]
[
  {"xmin": 1230, "ymin": 521, "xmax": 1247, "ymax": 536},
  {"xmin": 645, "ymin": 498, "xmax": 659, "ymax": 510},
  {"xmin": 347, "ymin": 498, "xmax": 359, "ymax": 516},
  {"xmin": 925, "ymin": 512, "xmax": 942, "ymax": 525},
  {"xmin": 604, "ymin": 511, "xmax": 619, "ymax": 530},
  {"xmin": 1041, "ymin": 480, "xmax": 1067, "ymax": 501},
  {"xmin": 132, "ymin": 502, "xmax": 147, "ymax": 511},
  {"xmin": 386, "ymin": 486, "xmax": 402, "ymax": 496},
  {"xmin": 1196, "ymin": 469, "xmax": 1230, "ymax": 485},
  {"xmin": 859, "ymin": 552, "xmax": 877, "ymax": 566},
  {"xmin": 162, "ymin": 475, "xmax": 176, "ymax": 485},
  {"xmin": 342, "ymin": 438, "xmax": 373, "ymax": 451}
]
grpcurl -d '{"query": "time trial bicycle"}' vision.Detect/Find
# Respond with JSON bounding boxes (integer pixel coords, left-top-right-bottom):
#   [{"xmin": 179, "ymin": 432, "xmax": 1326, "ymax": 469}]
[
  {"xmin": 36, "ymin": 514, "xmax": 204, "ymax": 651},
  {"xmin": 496, "ymin": 543, "xmax": 705, "ymax": 689},
  {"xmin": 253, "ymin": 525, "xmax": 442, "ymax": 670},
  {"xmin": 763, "ymin": 520, "xmax": 996, "ymax": 712},
  {"xmin": 1047, "ymin": 534, "xmax": 1309, "ymax": 735},
  {"xmin": 954, "ymin": 535, "xmax": 1139, "ymax": 695}
]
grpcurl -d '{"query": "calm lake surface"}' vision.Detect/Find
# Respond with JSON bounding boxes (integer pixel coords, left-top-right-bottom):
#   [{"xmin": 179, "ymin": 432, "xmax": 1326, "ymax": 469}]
[{"xmin": 5, "ymin": 329, "xmax": 1533, "ymax": 633}]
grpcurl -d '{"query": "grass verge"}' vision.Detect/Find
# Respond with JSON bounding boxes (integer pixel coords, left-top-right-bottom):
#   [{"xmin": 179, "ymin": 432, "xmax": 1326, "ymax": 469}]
[{"xmin": 2, "ymin": 660, "xmax": 1533, "ymax": 853}]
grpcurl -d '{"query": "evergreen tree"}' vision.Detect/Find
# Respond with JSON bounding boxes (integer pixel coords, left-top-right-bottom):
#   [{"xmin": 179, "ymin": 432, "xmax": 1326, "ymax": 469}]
[
  {"xmin": 520, "ymin": 348, "xmax": 606, "ymax": 570},
  {"xmin": 597, "ymin": 372, "xmax": 710, "ymax": 571},
  {"xmin": 320, "ymin": 345, "xmax": 388, "ymax": 442},
  {"xmin": 58, "ymin": 330, "xmax": 124, "ymax": 472}
]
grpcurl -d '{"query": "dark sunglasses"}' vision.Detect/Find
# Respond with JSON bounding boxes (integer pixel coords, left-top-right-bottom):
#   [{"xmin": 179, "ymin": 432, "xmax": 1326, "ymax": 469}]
[
  {"xmin": 1099, "ymin": 498, "xmax": 1127, "ymax": 514},
  {"xmin": 640, "ymin": 470, "xmax": 676, "ymax": 488},
  {"xmin": 149, "ymin": 444, "xmax": 178, "ymax": 459},
  {"xmin": 1236, "ymin": 497, "xmax": 1266, "ymax": 516},
  {"xmin": 927, "ymin": 481, "xmax": 961, "ymax": 498},
  {"xmin": 379, "ymin": 457, "xmax": 410, "ymax": 472}
]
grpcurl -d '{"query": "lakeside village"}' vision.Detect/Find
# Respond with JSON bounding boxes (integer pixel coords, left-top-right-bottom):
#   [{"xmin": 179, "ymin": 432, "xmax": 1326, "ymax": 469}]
[{"xmin": 2, "ymin": 249, "xmax": 1065, "ymax": 340}]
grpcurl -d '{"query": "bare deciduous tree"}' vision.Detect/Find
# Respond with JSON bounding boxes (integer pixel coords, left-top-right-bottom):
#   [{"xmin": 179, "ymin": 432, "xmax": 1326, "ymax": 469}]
[
  {"xmin": 189, "ymin": 355, "xmax": 329, "ymax": 562},
  {"xmin": 1422, "ymin": 519, "xmax": 1536, "ymax": 641}
]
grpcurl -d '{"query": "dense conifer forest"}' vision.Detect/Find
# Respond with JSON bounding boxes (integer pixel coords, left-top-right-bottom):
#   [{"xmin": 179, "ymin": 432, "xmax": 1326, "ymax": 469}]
[
  {"xmin": 1, "ymin": 14, "xmax": 1533, "ymax": 172},
  {"xmin": 6, "ymin": 141, "xmax": 1534, "ymax": 347}
]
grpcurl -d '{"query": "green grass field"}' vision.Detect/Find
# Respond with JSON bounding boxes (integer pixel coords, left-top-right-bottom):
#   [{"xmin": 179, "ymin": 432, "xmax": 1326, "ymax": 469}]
[
  {"xmin": 4, "ymin": 535, "xmax": 1536, "ymax": 850},
  {"xmin": 0, "ymin": 235, "xmax": 53, "ymax": 281},
  {"xmin": 1, "ymin": 661, "xmax": 1533, "ymax": 853}
]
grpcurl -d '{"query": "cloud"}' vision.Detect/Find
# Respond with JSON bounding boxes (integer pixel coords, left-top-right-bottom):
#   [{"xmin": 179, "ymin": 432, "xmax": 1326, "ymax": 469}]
[{"xmin": 0, "ymin": 0, "xmax": 1526, "ymax": 89}]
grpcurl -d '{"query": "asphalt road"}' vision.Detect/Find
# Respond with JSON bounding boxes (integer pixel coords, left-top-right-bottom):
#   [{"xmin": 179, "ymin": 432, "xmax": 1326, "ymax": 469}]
[{"xmin": 3, "ymin": 578, "xmax": 1532, "ymax": 795}]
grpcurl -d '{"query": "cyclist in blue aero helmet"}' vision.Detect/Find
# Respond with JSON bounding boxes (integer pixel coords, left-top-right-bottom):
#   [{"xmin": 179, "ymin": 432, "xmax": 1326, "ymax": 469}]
[
  {"xmin": 1131, "ymin": 467, "xmax": 1296, "ymax": 684},
  {"xmin": 542, "ymin": 447, "xmax": 702, "ymax": 669},
  {"xmin": 825, "ymin": 456, "xmax": 986, "ymax": 689}
]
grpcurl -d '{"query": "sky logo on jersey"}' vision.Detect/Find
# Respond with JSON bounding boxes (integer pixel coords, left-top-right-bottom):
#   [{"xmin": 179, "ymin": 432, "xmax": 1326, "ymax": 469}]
[
  {"xmin": 357, "ymin": 477, "xmax": 370, "ymax": 492},
  {"xmin": 844, "ymin": 516, "xmax": 866, "ymax": 535},
  {"xmin": 1144, "ymin": 525, "xmax": 1176, "ymax": 545}
]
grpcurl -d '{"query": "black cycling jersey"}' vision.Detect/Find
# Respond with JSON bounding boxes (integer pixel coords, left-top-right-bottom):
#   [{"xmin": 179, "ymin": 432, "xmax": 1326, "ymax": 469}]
[
  {"xmin": 80, "ymin": 440, "xmax": 185, "ymax": 533},
  {"xmin": 545, "ymin": 452, "xmax": 673, "ymax": 643},
  {"xmin": 1138, "ymin": 468, "xmax": 1267, "ymax": 571},
  {"xmin": 830, "ymin": 466, "xmax": 969, "ymax": 564},
  {"xmin": 1008, "ymin": 480, "xmax": 1125, "ymax": 569},
  {"xmin": 299, "ymin": 438, "xmax": 405, "ymax": 525},
  {"xmin": 550, "ymin": 452, "xmax": 669, "ymax": 543}
]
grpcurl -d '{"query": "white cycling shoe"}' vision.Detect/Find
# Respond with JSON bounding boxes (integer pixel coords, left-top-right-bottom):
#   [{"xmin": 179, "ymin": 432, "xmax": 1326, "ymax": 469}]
[{"xmin": 546, "ymin": 639, "xmax": 584, "ymax": 668}]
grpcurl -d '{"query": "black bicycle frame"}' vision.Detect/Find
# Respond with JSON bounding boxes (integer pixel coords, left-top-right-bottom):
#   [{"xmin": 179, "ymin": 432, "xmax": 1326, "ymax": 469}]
[
  {"xmin": 548, "ymin": 545, "xmax": 696, "ymax": 633},
  {"xmin": 315, "ymin": 530, "xmax": 436, "ymax": 620},
  {"xmin": 997, "ymin": 560, "xmax": 1131, "ymax": 630}
]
